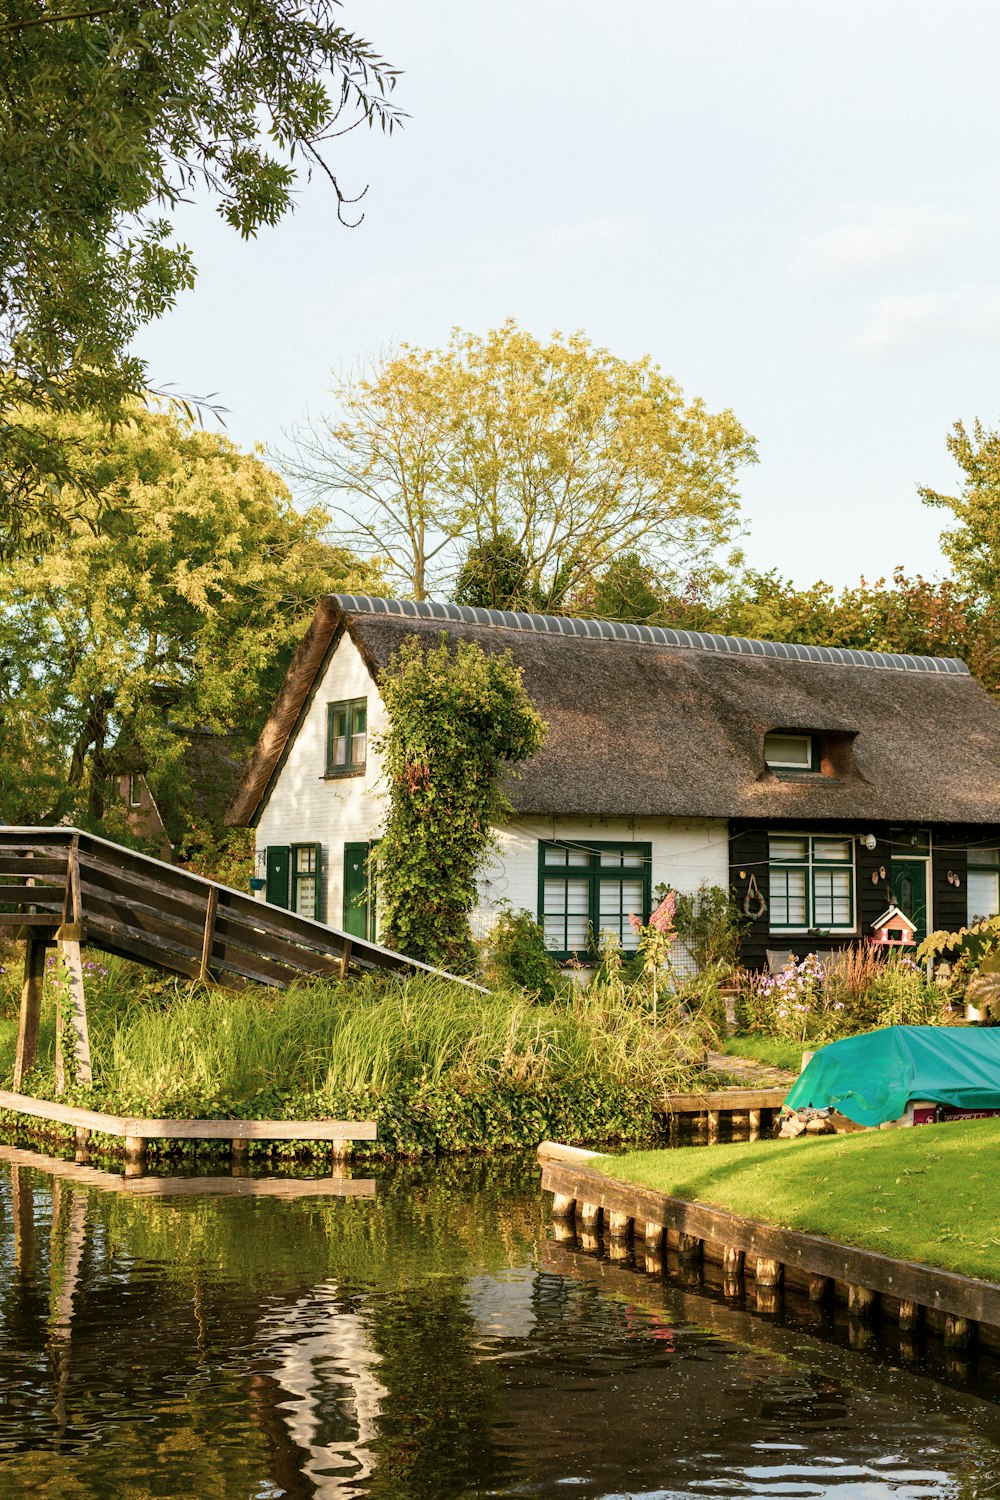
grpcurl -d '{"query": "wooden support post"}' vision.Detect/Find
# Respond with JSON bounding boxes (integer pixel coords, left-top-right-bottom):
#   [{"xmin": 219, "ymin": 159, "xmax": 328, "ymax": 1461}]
[
  {"xmin": 723, "ymin": 1245, "xmax": 745, "ymax": 1297},
  {"xmin": 847, "ymin": 1283, "xmax": 878, "ymax": 1321},
  {"xmin": 199, "ymin": 886, "xmax": 219, "ymax": 983},
  {"xmin": 755, "ymin": 1257, "xmax": 783, "ymax": 1288},
  {"xmin": 644, "ymin": 1221, "xmax": 664, "ymax": 1253},
  {"xmin": 231, "ymin": 1137, "xmax": 249, "ymax": 1173},
  {"xmin": 577, "ymin": 1201, "xmax": 601, "ymax": 1232},
  {"xmin": 606, "ymin": 1210, "xmax": 631, "ymax": 1242},
  {"xmin": 552, "ymin": 1218, "xmax": 576, "ymax": 1244},
  {"xmin": 608, "ymin": 1237, "xmax": 630, "ymax": 1263},
  {"xmin": 809, "ymin": 1274, "xmax": 833, "ymax": 1303},
  {"xmin": 124, "ymin": 1135, "xmax": 146, "ymax": 1174},
  {"xmin": 749, "ymin": 1108, "xmax": 761, "ymax": 1143},
  {"xmin": 552, "ymin": 1193, "xmax": 576, "ymax": 1220},
  {"xmin": 897, "ymin": 1300, "xmax": 922, "ymax": 1333},
  {"xmin": 338, "ymin": 938, "xmax": 353, "ymax": 981},
  {"xmin": 677, "ymin": 1232, "xmax": 702, "ymax": 1262},
  {"xmin": 707, "ymin": 1110, "xmax": 720, "ymax": 1144},
  {"xmin": 54, "ymin": 937, "xmax": 92, "ymax": 1092},
  {"xmin": 74, "ymin": 1127, "xmax": 91, "ymax": 1163},
  {"xmin": 944, "ymin": 1314, "xmax": 973, "ymax": 1349},
  {"xmin": 14, "ymin": 938, "xmax": 46, "ymax": 1090}
]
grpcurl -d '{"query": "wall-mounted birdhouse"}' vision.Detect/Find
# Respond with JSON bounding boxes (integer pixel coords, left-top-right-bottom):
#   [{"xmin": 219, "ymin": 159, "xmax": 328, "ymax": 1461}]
[{"xmin": 871, "ymin": 904, "xmax": 918, "ymax": 946}]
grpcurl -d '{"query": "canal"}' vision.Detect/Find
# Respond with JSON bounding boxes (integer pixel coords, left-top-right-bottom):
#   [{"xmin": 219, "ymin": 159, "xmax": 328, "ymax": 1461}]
[{"xmin": 0, "ymin": 1146, "xmax": 999, "ymax": 1498}]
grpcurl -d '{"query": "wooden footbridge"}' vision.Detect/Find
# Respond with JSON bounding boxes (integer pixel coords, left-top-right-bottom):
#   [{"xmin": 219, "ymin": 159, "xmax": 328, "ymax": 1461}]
[{"xmin": 0, "ymin": 826, "xmax": 461, "ymax": 1120}]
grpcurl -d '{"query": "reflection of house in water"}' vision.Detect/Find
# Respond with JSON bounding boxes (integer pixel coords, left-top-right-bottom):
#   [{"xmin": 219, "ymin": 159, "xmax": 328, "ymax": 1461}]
[{"xmin": 259, "ymin": 1284, "xmax": 387, "ymax": 1496}]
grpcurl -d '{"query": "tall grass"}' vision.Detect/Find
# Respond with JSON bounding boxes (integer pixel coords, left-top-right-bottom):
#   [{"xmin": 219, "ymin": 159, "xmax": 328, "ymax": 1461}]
[{"xmin": 0, "ymin": 952, "xmax": 708, "ymax": 1152}]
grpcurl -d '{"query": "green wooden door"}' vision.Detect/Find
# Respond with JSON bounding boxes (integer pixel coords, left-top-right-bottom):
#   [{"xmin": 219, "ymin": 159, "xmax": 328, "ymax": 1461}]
[
  {"xmin": 892, "ymin": 859, "xmax": 928, "ymax": 943},
  {"xmin": 343, "ymin": 842, "xmax": 371, "ymax": 939},
  {"xmin": 265, "ymin": 845, "xmax": 290, "ymax": 909}
]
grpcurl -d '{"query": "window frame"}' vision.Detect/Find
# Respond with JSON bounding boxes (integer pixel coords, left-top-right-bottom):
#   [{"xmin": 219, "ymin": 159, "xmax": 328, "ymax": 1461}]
[
  {"xmin": 289, "ymin": 841, "xmax": 323, "ymax": 920},
  {"xmin": 537, "ymin": 840, "xmax": 652, "ymax": 962},
  {"xmin": 768, "ymin": 832, "xmax": 856, "ymax": 934},
  {"xmin": 968, "ymin": 846, "xmax": 1000, "ymax": 924},
  {"xmin": 325, "ymin": 697, "xmax": 368, "ymax": 779},
  {"xmin": 764, "ymin": 732, "xmax": 818, "ymax": 772}
]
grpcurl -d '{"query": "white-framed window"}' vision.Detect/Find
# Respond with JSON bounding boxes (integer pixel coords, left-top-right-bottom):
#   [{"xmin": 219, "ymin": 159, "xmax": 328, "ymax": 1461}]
[
  {"xmin": 768, "ymin": 834, "xmax": 855, "ymax": 931},
  {"xmin": 968, "ymin": 847, "xmax": 1000, "ymax": 924},
  {"xmin": 128, "ymin": 774, "xmax": 142, "ymax": 807},
  {"xmin": 764, "ymin": 733, "xmax": 816, "ymax": 771}
]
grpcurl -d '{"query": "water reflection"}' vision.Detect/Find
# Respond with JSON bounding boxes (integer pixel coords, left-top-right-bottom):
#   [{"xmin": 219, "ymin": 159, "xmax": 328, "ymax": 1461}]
[{"xmin": 0, "ymin": 1147, "xmax": 998, "ymax": 1498}]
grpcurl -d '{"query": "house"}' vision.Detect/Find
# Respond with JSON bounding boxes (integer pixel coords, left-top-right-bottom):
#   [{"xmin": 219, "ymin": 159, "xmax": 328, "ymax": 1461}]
[{"xmin": 226, "ymin": 593, "xmax": 1000, "ymax": 970}]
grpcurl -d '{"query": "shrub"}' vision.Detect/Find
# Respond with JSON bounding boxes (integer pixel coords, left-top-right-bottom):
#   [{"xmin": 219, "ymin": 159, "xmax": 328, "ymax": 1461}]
[
  {"xmin": 670, "ymin": 882, "xmax": 748, "ymax": 973},
  {"xmin": 480, "ymin": 906, "xmax": 560, "ymax": 1001}
]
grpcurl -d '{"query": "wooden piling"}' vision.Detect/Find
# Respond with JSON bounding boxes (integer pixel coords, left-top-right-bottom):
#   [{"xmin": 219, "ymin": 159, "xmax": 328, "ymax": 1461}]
[
  {"xmin": 13, "ymin": 938, "xmax": 46, "ymax": 1090},
  {"xmin": 748, "ymin": 1108, "xmax": 761, "ymax": 1142},
  {"xmin": 552, "ymin": 1218, "xmax": 576, "ymax": 1244},
  {"xmin": 847, "ymin": 1283, "xmax": 878, "ymax": 1320},
  {"xmin": 808, "ymin": 1274, "xmax": 833, "ymax": 1303},
  {"xmin": 677, "ymin": 1232, "xmax": 702, "ymax": 1262},
  {"xmin": 897, "ymin": 1300, "xmax": 922, "ymax": 1333},
  {"xmin": 755, "ymin": 1256, "xmax": 782, "ymax": 1288},
  {"xmin": 944, "ymin": 1314, "xmax": 973, "ymax": 1349},
  {"xmin": 707, "ymin": 1110, "xmax": 720, "ymax": 1144},
  {"xmin": 578, "ymin": 1201, "xmax": 601, "ymax": 1232},
  {"xmin": 723, "ymin": 1245, "xmax": 744, "ymax": 1297},
  {"xmin": 54, "ymin": 937, "xmax": 92, "ymax": 1092},
  {"xmin": 552, "ymin": 1193, "xmax": 576, "ymax": 1220},
  {"xmin": 124, "ymin": 1135, "xmax": 146, "ymax": 1168},
  {"xmin": 643, "ymin": 1221, "xmax": 664, "ymax": 1253},
  {"xmin": 606, "ymin": 1210, "xmax": 631, "ymax": 1242}
]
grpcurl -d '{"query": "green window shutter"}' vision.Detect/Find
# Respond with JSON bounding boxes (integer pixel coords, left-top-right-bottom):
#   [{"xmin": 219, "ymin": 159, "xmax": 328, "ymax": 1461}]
[
  {"xmin": 265, "ymin": 845, "xmax": 290, "ymax": 909},
  {"xmin": 343, "ymin": 842, "xmax": 371, "ymax": 939}
]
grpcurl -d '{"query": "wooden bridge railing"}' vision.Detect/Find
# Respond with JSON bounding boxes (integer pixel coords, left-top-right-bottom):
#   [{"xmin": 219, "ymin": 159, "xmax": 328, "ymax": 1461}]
[{"xmin": 0, "ymin": 826, "xmax": 475, "ymax": 1092}]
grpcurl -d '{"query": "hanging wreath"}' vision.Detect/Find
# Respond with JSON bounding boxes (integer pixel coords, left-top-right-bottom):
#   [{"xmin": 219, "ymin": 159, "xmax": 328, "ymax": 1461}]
[{"xmin": 742, "ymin": 873, "xmax": 767, "ymax": 920}]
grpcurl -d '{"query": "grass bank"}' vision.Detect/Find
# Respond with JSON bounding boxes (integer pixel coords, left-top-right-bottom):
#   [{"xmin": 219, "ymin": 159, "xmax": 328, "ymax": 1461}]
[
  {"xmin": 0, "ymin": 953, "xmax": 710, "ymax": 1158},
  {"xmin": 605, "ymin": 1120, "xmax": 1000, "ymax": 1280}
]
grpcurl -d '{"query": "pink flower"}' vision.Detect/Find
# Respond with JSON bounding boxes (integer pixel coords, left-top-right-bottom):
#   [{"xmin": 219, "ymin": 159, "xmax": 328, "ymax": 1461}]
[
  {"xmin": 629, "ymin": 912, "xmax": 642, "ymax": 934},
  {"xmin": 649, "ymin": 890, "xmax": 677, "ymax": 934}
]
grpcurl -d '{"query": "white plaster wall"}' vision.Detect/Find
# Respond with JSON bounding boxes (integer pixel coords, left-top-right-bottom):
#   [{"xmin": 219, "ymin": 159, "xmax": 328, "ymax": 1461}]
[
  {"xmin": 471, "ymin": 814, "xmax": 731, "ymax": 939},
  {"xmin": 255, "ymin": 633, "xmax": 387, "ymax": 927}
]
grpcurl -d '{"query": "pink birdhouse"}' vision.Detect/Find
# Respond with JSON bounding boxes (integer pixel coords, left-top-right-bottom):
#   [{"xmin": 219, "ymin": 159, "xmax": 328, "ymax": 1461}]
[{"xmin": 871, "ymin": 905, "xmax": 918, "ymax": 946}]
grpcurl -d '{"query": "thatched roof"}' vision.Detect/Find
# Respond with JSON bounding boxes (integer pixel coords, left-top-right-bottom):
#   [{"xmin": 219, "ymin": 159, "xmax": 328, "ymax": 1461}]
[{"xmin": 227, "ymin": 595, "xmax": 1000, "ymax": 827}]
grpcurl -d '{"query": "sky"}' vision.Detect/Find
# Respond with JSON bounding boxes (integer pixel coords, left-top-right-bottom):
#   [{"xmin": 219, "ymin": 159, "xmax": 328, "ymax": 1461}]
[{"xmin": 135, "ymin": 0, "xmax": 1000, "ymax": 589}]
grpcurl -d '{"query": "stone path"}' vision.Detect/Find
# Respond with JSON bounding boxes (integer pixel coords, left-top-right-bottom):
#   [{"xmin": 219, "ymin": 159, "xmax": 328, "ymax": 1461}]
[{"xmin": 705, "ymin": 1049, "xmax": 798, "ymax": 1089}]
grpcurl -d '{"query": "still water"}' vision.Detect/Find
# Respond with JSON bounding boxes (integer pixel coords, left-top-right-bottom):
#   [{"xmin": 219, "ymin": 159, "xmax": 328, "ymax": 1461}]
[{"xmin": 0, "ymin": 1145, "xmax": 999, "ymax": 1499}]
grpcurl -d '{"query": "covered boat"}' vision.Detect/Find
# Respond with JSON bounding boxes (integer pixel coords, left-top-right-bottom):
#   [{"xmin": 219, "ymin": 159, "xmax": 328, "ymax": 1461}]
[{"xmin": 783, "ymin": 1025, "xmax": 1000, "ymax": 1128}]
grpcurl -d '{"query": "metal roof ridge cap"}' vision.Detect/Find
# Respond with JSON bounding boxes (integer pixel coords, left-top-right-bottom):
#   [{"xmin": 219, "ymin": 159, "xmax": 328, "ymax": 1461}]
[{"xmin": 328, "ymin": 594, "xmax": 971, "ymax": 674}]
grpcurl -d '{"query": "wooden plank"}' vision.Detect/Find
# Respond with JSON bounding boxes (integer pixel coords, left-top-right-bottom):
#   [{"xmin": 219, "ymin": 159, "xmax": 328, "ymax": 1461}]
[
  {"xmin": 0, "ymin": 914, "xmax": 61, "ymax": 928},
  {"xmin": 66, "ymin": 834, "xmax": 82, "ymax": 926},
  {"xmin": 0, "ymin": 883, "xmax": 64, "ymax": 900},
  {"xmin": 0, "ymin": 1088, "xmax": 376, "ymax": 1141},
  {"xmin": 78, "ymin": 880, "xmax": 204, "ymax": 946},
  {"xmin": 77, "ymin": 917, "xmax": 203, "ymax": 979},
  {"xmin": 13, "ymin": 939, "xmax": 46, "ymax": 1089},
  {"xmin": 199, "ymin": 886, "xmax": 219, "ymax": 981},
  {"xmin": 538, "ymin": 1141, "xmax": 605, "ymax": 1165},
  {"xmin": 212, "ymin": 913, "xmax": 346, "ymax": 975},
  {"xmin": 541, "ymin": 1158, "xmax": 1000, "ymax": 1328},
  {"xmin": 0, "ymin": 858, "xmax": 67, "ymax": 878},
  {"xmin": 661, "ymin": 1087, "xmax": 788, "ymax": 1113}
]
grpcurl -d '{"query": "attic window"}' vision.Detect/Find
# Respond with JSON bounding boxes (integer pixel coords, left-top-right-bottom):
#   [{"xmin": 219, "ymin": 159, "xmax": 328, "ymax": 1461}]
[
  {"xmin": 326, "ymin": 698, "xmax": 367, "ymax": 777},
  {"xmin": 764, "ymin": 733, "xmax": 816, "ymax": 771}
]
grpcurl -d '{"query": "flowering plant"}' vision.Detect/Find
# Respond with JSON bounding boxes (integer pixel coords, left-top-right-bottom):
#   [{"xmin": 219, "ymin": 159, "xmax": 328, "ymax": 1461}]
[{"xmin": 629, "ymin": 890, "xmax": 677, "ymax": 1027}]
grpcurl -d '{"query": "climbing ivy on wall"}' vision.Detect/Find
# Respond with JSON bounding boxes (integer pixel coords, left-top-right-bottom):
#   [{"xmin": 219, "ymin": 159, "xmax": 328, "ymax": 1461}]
[{"xmin": 374, "ymin": 635, "xmax": 547, "ymax": 973}]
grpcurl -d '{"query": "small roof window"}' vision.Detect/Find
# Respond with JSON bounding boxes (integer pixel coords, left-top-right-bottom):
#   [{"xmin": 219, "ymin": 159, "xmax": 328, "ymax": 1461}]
[{"xmin": 764, "ymin": 732, "xmax": 816, "ymax": 771}]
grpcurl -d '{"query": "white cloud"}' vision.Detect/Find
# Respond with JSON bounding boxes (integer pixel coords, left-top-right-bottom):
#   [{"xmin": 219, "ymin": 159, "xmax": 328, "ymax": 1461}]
[
  {"xmin": 796, "ymin": 203, "xmax": 974, "ymax": 275},
  {"xmin": 859, "ymin": 286, "xmax": 1000, "ymax": 351}
]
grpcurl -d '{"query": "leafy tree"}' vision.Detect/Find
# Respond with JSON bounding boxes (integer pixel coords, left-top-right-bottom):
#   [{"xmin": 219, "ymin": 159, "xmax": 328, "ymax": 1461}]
[
  {"xmin": 920, "ymin": 419, "xmax": 1000, "ymax": 606},
  {"xmin": 575, "ymin": 551, "xmax": 665, "ymax": 623},
  {"xmin": 453, "ymin": 532, "xmax": 531, "ymax": 611},
  {"xmin": 375, "ymin": 635, "xmax": 547, "ymax": 972},
  {"xmin": 289, "ymin": 321, "xmax": 756, "ymax": 604},
  {"xmin": 0, "ymin": 0, "xmax": 401, "ymax": 547},
  {"xmin": 0, "ymin": 401, "xmax": 377, "ymax": 828}
]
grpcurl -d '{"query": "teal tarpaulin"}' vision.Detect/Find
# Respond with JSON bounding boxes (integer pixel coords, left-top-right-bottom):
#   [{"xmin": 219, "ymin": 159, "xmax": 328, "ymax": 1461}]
[{"xmin": 783, "ymin": 1025, "xmax": 1000, "ymax": 1127}]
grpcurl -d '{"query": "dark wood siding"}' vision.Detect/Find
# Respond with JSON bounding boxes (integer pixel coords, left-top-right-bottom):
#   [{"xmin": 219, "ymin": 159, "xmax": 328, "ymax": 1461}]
[
  {"xmin": 731, "ymin": 821, "xmax": 994, "ymax": 969},
  {"xmin": 729, "ymin": 822, "xmax": 771, "ymax": 971}
]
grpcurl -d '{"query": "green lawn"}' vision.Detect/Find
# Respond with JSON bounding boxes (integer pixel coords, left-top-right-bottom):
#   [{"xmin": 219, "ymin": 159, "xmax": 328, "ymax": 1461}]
[
  {"xmin": 605, "ymin": 1119, "xmax": 1000, "ymax": 1281},
  {"xmin": 718, "ymin": 1034, "xmax": 802, "ymax": 1073}
]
